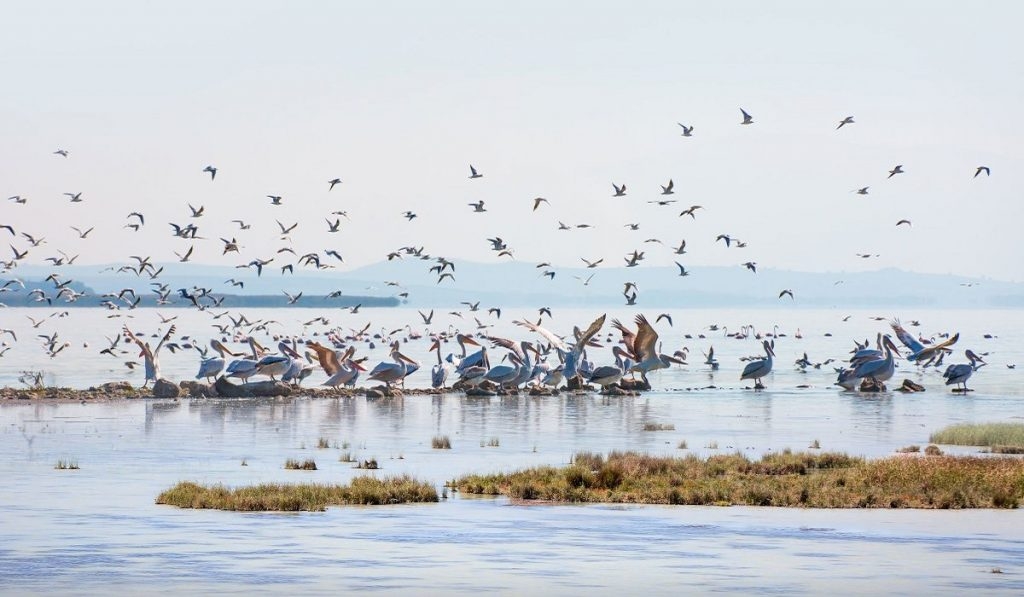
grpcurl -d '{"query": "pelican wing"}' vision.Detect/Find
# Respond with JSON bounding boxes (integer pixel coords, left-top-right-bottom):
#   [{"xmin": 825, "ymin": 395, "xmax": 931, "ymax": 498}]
[
  {"xmin": 611, "ymin": 318, "xmax": 637, "ymax": 358},
  {"xmin": 573, "ymin": 314, "xmax": 606, "ymax": 356},
  {"xmin": 889, "ymin": 319, "xmax": 924, "ymax": 356},
  {"xmin": 306, "ymin": 341, "xmax": 341, "ymax": 375},
  {"xmin": 633, "ymin": 314, "xmax": 659, "ymax": 362},
  {"xmin": 514, "ymin": 319, "xmax": 567, "ymax": 351}
]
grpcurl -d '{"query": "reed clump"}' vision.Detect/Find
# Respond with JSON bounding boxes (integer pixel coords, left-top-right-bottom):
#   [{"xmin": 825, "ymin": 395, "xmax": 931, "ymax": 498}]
[
  {"xmin": 54, "ymin": 458, "xmax": 79, "ymax": 470},
  {"xmin": 157, "ymin": 475, "xmax": 438, "ymax": 511},
  {"xmin": 316, "ymin": 437, "xmax": 331, "ymax": 449},
  {"xmin": 929, "ymin": 423, "xmax": 1024, "ymax": 448},
  {"xmin": 455, "ymin": 450, "xmax": 1024, "ymax": 509},
  {"xmin": 284, "ymin": 458, "xmax": 318, "ymax": 470},
  {"xmin": 431, "ymin": 435, "xmax": 452, "ymax": 449},
  {"xmin": 643, "ymin": 423, "xmax": 675, "ymax": 431},
  {"xmin": 356, "ymin": 459, "xmax": 379, "ymax": 469}
]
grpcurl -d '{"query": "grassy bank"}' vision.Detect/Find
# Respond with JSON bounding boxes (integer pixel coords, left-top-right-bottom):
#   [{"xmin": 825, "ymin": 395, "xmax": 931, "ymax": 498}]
[
  {"xmin": 157, "ymin": 475, "xmax": 438, "ymax": 511},
  {"xmin": 930, "ymin": 423, "xmax": 1024, "ymax": 451},
  {"xmin": 455, "ymin": 450, "xmax": 1024, "ymax": 509}
]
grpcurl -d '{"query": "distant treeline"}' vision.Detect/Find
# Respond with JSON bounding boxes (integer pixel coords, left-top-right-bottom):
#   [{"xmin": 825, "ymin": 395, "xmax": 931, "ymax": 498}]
[{"xmin": 0, "ymin": 288, "xmax": 401, "ymax": 309}]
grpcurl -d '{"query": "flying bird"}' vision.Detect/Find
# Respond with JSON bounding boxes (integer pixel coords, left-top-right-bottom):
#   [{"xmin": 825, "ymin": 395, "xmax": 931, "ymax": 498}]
[
  {"xmin": 740, "ymin": 108, "xmax": 753, "ymax": 125},
  {"xmin": 742, "ymin": 261, "xmax": 757, "ymax": 273},
  {"xmin": 54, "ymin": 149, "xmax": 69, "ymax": 157},
  {"xmin": 469, "ymin": 164, "xmax": 482, "ymax": 179},
  {"xmin": 836, "ymin": 116, "xmax": 854, "ymax": 129},
  {"xmin": 70, "ymin": 226, "xmax": 93, "ymax": 239},
  {"xmin": 675, "ymin": 262, "xmax": 689, "ymax": 277},
  {"xmin": 896, "ymin": 219, "xmax": 912, "ymax": 227},
  {"xmin": 328, "ymin": 177, "xmax": 342, "ymax": 190},
  {"xmin": 267, "ymin": 195, "xmax": 283, "ymax": 205},
  {"xmin": 779, "ymin": 289, "xmax": 794, "ymax": 299},
  {"xmin": 855, "ymin": 187, "xmax": 869, "ymax": 195},
  {"xmin": 677, "ymin": 123, "xmax": 693, "ymax": 137},
  {"xmin": 402, "ymin": 211, "xmax": 417, "ymax": 221},
  {"xmin": 661, "ymin": 179, "xmax": 674, "ymax": 195},
  {"xmin": 468, "ymin": 200, "xmax": 486, "ymax": 212},
  {"xmin": 974, "ymin": 166, "xmax": 990, "ymax": 178},
  {"xmin": 612, "ymin": 183, "xmax": 626, "ymax": 197},
  {"xmin": 202, "ymin": 165, "xmax": 217, "ymax": 180},
  {"xmin": 532, "ymin": 197, "xmax": 549, "ymax": 211},
  {"xmin": 888, "ymin": 164, "xmax": 904, "ymax": 178},
  {"xmin": 64, "ymin": 192, "xmax": 83, "ymax": 202}
]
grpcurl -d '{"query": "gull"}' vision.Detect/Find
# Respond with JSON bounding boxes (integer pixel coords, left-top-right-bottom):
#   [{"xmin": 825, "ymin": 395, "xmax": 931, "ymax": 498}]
[
  {"xmin": 128, "ymin": 212, "xmax": 145, "ymax": 226},
  {"xmin": 175, "ymin": 245, "xmax": 194, "ymax": 262},
  {"xmin": 283, "ymin": 290, "xmax": 303, "ymax": 305},
  {"xmin": 326, "ymin": 218, "xmax": 341, "ymax": 232},
  {"xmin": 888, "ymin": 164, "xmax": 904, "ymax": 178},
  {"xmin": 324, "ymin": 249, "xmax": 344, "ymax": 262},
  {"xmin": 740, "ymin": 108, "xmax": 754, "ymax": 125},
  {"xmin": 54, "ymin": 149, "xmax": 69, "ymax": 157},
  {"xmin": 675, "ymin": 262, "xmax": 689, "ymax": 277},
  {"xmin": 70, "ymin": 226, "xmax": 94, "ymax": 238},
  {"xmin": 581, "ymin": 257, "xmax": 603, "ymax": 268},
  {"xmin": 540, "ymin": 270, "xmax": 555, "ymax": 280},
  {"xmin": 673, "ymin": 239, "xmax": 687, "ymax": 255},
  {"xmin": 575, "ymin": 223, "xmax": 593, "ymax": 229},
  {"xmin": 64, "ymin": 192, "xmax": 83, "ymax": 202},
  {"xmin": 742, "ymin": 261, "xmax": 757, "ymax": 272},
  {"xmin": 225, "ymin": 278, "xmax": 244, "ymax": 289},
  {"xmin": 188, "ymin": 204, "xmax": 204, "ymax": 217},
  {"xmin": 437, "ymin": 272, "xmax": 455, "ymax": 284},
  {"xmin": 716, "ymin": 234, "xmax": 732, "ymax": 247},
  {"xmin": 532, "ymin": 197, "xmax": 549, "ymax": 211},
  {"xmin": 8, "ymin": 196, "xmax": 27, "ymax": 204},
  {"xmin": 0, "ymin": 224, "xmax": 11, "ymax": 236},
  {"xmin": 974, "ymin": 166, "xmax": 990, "ymax": 178},
  {"xmin": 855, "ymin": 187, "xmax": 869, "ymax": 195},
  {"xmin": 625, "ymin": 223, "xmax": 640, "ymax": 230},
  {"xmin": 574, "ymin": 273, "xmax": 595, "ymax": 286},
  {"xmin": 836, "ymin": 116, "xmax": 854, "ymax": 129},
  {"xmin": 623, "ymin": 281, "xmax": 638, "ymax": 295},
  {"xmin": 661, "ymin": 179, "xmax": 675, "ymax": 195},
  {"xmin": 896, "ymin": 219, "xmax": 911, "ymax": 227},
  {"xmin": 469, "ymin": 200, "xmax": 486, "ymax": 212},
  {"xmin": 612, "ymin": 183, "xmax": 626, "ymax": 197},
  {"xmin": 779, "ymin": 289, "xmax": 794, "ymax": 299},
  {"xmin": 469, "ymin": 164, "xmax": 482, "ymax": 179},
  {"xmin": 677, "ymin": 123, "xmax": 693, "ymax": 137},
  {"xmin": 644, "ymin": 238, "xmax": 662, "ymax": 245},
  {"xmin": 267, "ymin": 195, "xmax": 283, "ymax": 205},
  {"xmin": 328, "ymin": 177, "xmax": 342, "ymax": 190},
  {"xmin": 402, "ymin": 211, "xmax": 417, "ymax": 221},
  {"xmin": 679, "ymin": 205, "xmax": 702, "ymax": 219},
  {"xmin": 649, "ymin": 199, "xmax": 676, "ymax": 206},
  {"xmin": 332, "ymin": 210, "xmax": 350, "ymax": 219},
  {"xmin": 277, "ymin": 220, "xmax": 298, "ymax": 235},
  {"xmin": 656, "ymin": 313, "xmax": 673, "ymax": 326},
  {"xmin": 221, "ymin": 238, "xmax": 240, "ymax": 255},
  {"xmin": 202, "ymin": 165, "xmax": 217, "ymax": 180},
  {"xmin": 10, "ymin": 246, "xmax": 28, "ymax": 261},
  {"xmin": 232, "ymin": 220, "xmax": 251, "ymax": 230},
  {"xmin": 419, "ymin": 309, "xmax": 434, "ymax": 324},
  {"xmin": 21, "ymin": 232, "xmax": 45, "ymax": 247}
]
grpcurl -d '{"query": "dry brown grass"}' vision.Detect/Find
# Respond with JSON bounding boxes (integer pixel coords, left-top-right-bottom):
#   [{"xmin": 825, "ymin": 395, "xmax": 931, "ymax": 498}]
[
  {"xmin": 284, "ymin": 458, "xmax": 317, "ymax": 470},
  {"xmin": 157, "ymin": 475, "xmax": 438, "ymax": 511},
  {"xmin": 456, "ymin": 450, "xmax": 1024, "ymax": 509}
]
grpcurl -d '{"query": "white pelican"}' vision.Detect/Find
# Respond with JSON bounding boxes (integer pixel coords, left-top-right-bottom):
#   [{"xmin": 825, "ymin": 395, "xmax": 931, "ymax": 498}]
[
  {"xmin": 226, "ymin": 337, "xmax": 263, "ymax": 383},
  {"xmin": 122, "ymin": 324, "xmax": 175, "ymax": 388},
  {"xmin": 195, "ymin": 339, "xmax": 240, "ymax": 383},
  {"xmin": 740, "ymin": 340, "xmax": 775, "ymax": 389},
  {"xmin": 850, "ymin": 336, "xmax": 900, "ymax": 385},
  {"xmin": 430, "ymin": 339, "xmax": 450, "ymax": 389},
  {"xmin": 368, "ymin": 342, "xmax": 419, "ymax": 387},
  {"xmin": 943, "ymin": 350, "xmax": 985, "ymax": 391}
]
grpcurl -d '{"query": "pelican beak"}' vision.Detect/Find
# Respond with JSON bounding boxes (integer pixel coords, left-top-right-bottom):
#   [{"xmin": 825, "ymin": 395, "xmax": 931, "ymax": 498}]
[
  {"xmin": 462, "ymin": 336, "xmax": 481, "ymax": 347},
  {"xmin": 353, "ymin": 360, "xmax": 367, "ymax": 371}
]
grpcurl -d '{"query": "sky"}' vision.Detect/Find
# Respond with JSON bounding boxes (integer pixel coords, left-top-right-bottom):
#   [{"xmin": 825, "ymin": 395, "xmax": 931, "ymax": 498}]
[{"xmin": 2, "ymin": 0, "xmax": 1022, "ymax": 286}]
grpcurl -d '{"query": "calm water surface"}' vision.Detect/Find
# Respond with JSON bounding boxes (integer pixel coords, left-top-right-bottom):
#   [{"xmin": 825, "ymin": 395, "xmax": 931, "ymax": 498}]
[{"xmin": 1, "ymin": 308, "xmax": 1023, "ymax": 594}]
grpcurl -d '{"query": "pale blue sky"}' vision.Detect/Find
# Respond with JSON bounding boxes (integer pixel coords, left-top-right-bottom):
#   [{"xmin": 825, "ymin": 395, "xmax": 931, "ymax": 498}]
[{"xmin": 2, "ymin": 1, "xmax": 1022, "ymax": 282}]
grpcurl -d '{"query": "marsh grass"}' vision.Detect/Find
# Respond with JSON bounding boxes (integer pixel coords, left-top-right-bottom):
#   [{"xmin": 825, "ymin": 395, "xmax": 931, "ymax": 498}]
[
  {"xmin": 316, "ymin": 437, "xmax": 331, "ymax": 449},
  {"xmin": 54, "ymin": 458, "xmax": 79, "ymax": 470},
  {"xmin": 924, "ymin": 445, "xmax": 943, "ymax": 456},
  {"xmin": 809, "ymin": 439, "xmax": 821, "ymax": 449},
  {"xmin": 487, "ymin": 437, "xmax": 500, "ymax": 447},
  {"xmin": 157, "ymin": 475, "xmax": 438, "ymax": 511},
  {"xmin": 990, "ymin": 446, "xmax": 1024, "ymax": 455},
  {"xmin": 706, "ymin": 441, "xmax": 719, "ymax": 449},
  {"xmin": 432, "ymin": 435, "xmax": 452, "ymax": 449},
  {"xmin": 929, "ymin": 423, "xmax": 1024, "ymax": 448},
  {"xmin": 456, "ymin": 450, "xmax": 1024, "ymax": 509},
  {"xmin": 284, "ymin": 458, "xmax": 317, "ymax": 470},
  {"xmin": 643, "ymin": 423, "xmax": 675, "ymax": 431},
  {"xmin": 339, "ymin": 451, "xmax": 355, "ymax": 463},
  {"xmin": 357, "ymin": 459, "xmax": 379, "ymax": 470},
  {"xmin": 677, "ymin": 440, "xmax": 688, "ymax": 450}
]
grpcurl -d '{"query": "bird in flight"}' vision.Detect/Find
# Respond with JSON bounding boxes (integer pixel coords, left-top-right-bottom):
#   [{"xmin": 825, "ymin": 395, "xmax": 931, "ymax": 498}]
[
  {"xmin": 469, "ymin": 165, "xmax": 482, "ymax": 179},
  {"xmin": 661, "ymin": 179, "xmax": 674, "ymax": 195},
  {"xmin": 70, "ymin": 226, "xmax": 93, "ymax": 238},
  {"xmin": 328, "ymin": 178, "xmax": 342, "ymax": 190},
  {"xmin": 656, "ymin": 313, "xmax": 673, "ymax": 326},
  {"xmin": 678, "ymin": 123, "xmax": 693, "ymax": 137},
  {"xmin": 779, "ymin": 289, "xmax": 794, "ymax": 299},
  {"xmin": 267, "ymin": 195, "xmax": 283, "ymax": 205},
  {"xmin": 888, "ymin": 164, "xmax": 904, "ymax": 178},
  {"xmin": 896, "ymin": 219, "xmax": 912, "ymax": 227},
  {"xmin": 468, "ymin": 200, "xmax": 486, "ymax": 212},
  {"xmin": 836, "ymin": 116, "xmax": 854, "ymax": 129},
  {"xmin": 64, "ymin": 192, "xmax": 83, "ymax": 202},
  {"xmin": 326, "ymin": 218, "xmax": 341, "ymax": 232},
  {"xmin": 740, "ymin": 108, "xmax": 753, "ymax": 125},
  {"xmin": 974, "ymin": 166, "xmax": 990, "ymax": 178},
  {"xmin": 855, "ymin": 187, "xmax": 869, "ymax": 195},
  {"xmin": 742, "ymin": 261, "xmax": 757, "ymax": 272},
  {"xmin": 532, "ymin": 197, "xmax": 549, "ymax": 211},
  {"xmin": 675, "ymin": 262, "xmax": 689, "ymax": 277},
  {"xmin": 679, "ymin": 205, "xmax": 702, "ymax": 219},
  {"xmin": 580, "ymin": 257, "xmax": 603, "ymax": 269},
  {"xmin": 612, "ymin": 183, "xmax": 626, "ymax": 197},
  {"xmin": 202, "ymin": 165, "xmax": 217, "ymax": 180},
  {"xmin": 673, "ymin": 239, "xmax": 687, "ymax": 255},
  {"xmin": 403, "ymin": 211, "xmax": 417, "ymax": 221},
  {"xmin": 54, "ymin": 149, "xmax": 69, "ymax": 157}
]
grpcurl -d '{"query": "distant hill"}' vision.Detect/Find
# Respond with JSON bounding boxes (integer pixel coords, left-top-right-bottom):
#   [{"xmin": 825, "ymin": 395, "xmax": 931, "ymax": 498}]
[{"xmin": 3, "ymin": 261, "xmax": 1021, "ymax": 309}]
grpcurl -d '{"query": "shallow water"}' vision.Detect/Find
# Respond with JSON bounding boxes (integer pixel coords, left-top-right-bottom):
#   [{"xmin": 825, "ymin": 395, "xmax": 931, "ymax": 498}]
[{"xmin": 2, "ymin": 307, "xmax": 1023, "ymax": 593}]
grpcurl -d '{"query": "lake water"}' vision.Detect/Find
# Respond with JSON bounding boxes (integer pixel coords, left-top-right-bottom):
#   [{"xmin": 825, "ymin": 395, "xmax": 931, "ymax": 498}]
[{"xmin": 1, "ymin": 307, "xmax": 1023, "ymax": 594}]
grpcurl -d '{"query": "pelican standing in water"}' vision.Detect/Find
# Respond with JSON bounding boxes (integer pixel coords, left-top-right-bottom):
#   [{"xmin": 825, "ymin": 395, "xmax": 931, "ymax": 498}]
[
  {"xmin": 368, "ymin": 342, "xmax": 419, "ymax": 388},
  {"xmin": 123, "ymin": 324, "xmax": 175, "ymax": 388},
  {"xmin": 943, "ymin": 350, "xmax": 985, "ymax": 392},
  {"xmin": 429, "ymin": 339, "xmax": 450, "ymax": 389},
  {"xmin": 740, "ymin": 340, "xmax": 775, "ymax": 389}
]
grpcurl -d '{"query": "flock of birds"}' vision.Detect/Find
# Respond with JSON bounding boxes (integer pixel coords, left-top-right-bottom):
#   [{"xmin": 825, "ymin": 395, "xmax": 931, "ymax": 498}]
[{"xmin": 0, "ymin": 110, "xmax": 1006, "ymax": 394}]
